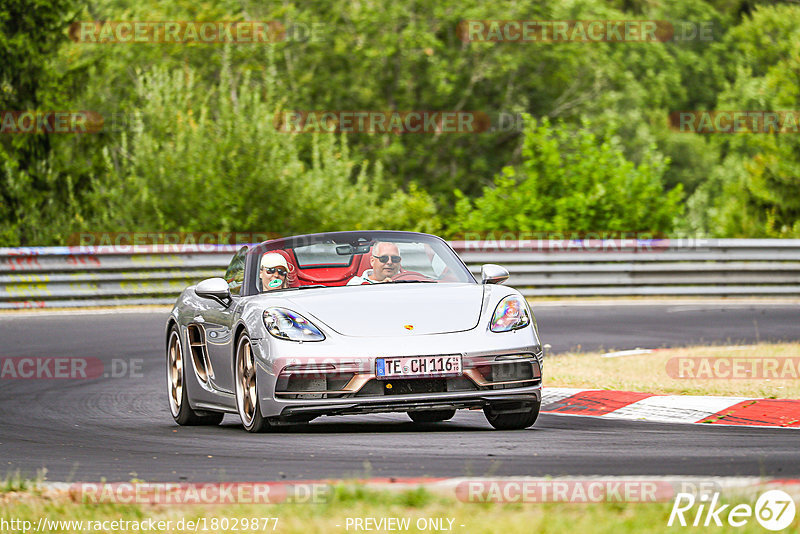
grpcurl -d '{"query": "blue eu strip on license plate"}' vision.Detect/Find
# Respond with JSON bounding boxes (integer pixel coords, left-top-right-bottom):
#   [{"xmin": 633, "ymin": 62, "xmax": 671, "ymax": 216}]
[{"xmin": 376, "ymin": 359, "xmax": 386, "ymax": 377}]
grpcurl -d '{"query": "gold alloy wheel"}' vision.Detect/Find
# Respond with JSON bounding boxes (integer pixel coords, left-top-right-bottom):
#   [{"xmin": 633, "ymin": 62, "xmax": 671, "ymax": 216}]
[
  {"xmin": 167, "ymin": 330, "xmax": 183, "ymax": 417},
  {"xmin": 236, "ymin": 335, "xmax": 257, "ymax": 428}
]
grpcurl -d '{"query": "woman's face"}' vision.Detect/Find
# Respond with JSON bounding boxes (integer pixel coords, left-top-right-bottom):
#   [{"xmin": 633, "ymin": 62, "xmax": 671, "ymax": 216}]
[{"xmin": 260, "ymin": 265, "xmax": 288, "ymax": 291}]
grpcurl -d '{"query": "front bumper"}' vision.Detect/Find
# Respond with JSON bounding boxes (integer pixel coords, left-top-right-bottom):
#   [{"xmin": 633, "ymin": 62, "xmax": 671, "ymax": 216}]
[
  {"xmin": 252, "ymin": 327, "xmax": 543, "ymax": 419},
  {"xmin": 277, "ymin": 386, "xmax": 541, "ymax": 419}
]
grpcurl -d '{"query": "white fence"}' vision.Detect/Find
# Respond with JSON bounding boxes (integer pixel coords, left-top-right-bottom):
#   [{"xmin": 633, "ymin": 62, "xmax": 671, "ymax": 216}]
[{"xmin": 1, "ymin": 239, "xmax": 799, "ymax": 308}]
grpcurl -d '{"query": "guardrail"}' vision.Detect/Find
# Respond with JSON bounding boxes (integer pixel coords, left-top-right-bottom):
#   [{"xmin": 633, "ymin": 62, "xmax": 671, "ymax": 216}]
[{"xmin": 1, "ymin": 239, "xmax": 799, "ymax": 309}]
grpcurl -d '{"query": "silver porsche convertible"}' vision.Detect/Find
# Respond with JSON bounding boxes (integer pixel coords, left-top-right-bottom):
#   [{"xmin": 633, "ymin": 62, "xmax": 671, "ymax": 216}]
[{"xmin": 165, "ymin": 231, "xmax": 543, "ymax": 432}]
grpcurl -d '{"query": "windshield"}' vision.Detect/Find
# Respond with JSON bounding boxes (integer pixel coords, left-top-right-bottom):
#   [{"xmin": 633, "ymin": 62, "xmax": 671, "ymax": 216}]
[{"xmin": 244, "ymin": 231, "xmax": 475, "ymax": 294}]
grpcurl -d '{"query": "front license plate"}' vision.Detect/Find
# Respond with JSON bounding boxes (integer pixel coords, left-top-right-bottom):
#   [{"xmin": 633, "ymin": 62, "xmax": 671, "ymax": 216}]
[{"xmin": 376, "ymin": 355, "xmax": 462, "ymax": 379}]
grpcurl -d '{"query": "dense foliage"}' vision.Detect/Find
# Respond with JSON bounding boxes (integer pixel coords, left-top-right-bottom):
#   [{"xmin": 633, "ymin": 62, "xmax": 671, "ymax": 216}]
[
  {"xmin": 451, "ymin": 117, "xmax": 681, "ymax": 235},
  {"xmin": 1, "ymin": 0, "xmax": 798, "ymax": 245}
]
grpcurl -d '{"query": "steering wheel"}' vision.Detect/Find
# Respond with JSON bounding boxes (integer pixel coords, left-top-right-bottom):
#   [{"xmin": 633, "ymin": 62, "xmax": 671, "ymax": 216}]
[{"xmin": 391, "ymin": 271, "xmax": 434, "ymax": 282}]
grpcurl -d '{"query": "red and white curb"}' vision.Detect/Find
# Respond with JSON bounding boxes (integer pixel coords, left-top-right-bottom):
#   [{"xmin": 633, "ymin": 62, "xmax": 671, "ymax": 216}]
[{"xmin": 542, "ymin": 388, "xmax": 800, "ymax": 428}]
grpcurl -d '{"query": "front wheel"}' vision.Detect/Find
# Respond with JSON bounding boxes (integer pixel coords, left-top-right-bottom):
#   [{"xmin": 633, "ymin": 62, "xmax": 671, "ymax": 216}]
[
  {"xmin": 484, "ymin": 400, "xmax": 540, "ymax": 430},
  {"xmin": 235, "ymin": 333, "xmax": 270, "ymax": 432},
  {"xmin": 166, "ymin": 326, "xmax": 223, "ymax": 426},
  {"xmin": 408, "ymin": 409, "xmax": 456, "ymax": 423}
]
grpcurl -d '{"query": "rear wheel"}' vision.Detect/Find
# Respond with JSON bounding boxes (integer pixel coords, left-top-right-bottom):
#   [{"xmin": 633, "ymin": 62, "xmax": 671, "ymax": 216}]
[
  {"xmin": 166, "ymin": 326, "xmax": 223, "ymax": 426},
  {"xmin": 235, "ymin": 333, "xmax": 270, "ymax": 432},
  {"xmin": 484, "ymin": 400, "xmax": 540, "ymax": 430},
  {"xmin": 408, "ymin": 409, "xmax": 456, "ymax": 423}
]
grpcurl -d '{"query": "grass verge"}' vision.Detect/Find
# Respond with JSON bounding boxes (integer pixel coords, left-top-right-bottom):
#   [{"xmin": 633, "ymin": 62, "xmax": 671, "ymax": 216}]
[
  {"xmin": 1, "ymin": 484, "xmax": 794, "ymax": 534},
  {"xmin": 546, "ymin": 342, "xmax": 800, "ymax": 398}
]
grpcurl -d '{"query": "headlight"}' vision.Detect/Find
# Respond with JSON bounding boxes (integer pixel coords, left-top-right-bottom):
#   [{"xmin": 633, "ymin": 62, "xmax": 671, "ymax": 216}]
[
  {"xmin": 263, "ymin": 308, "xmax": 325, "ymax": 342},
  {"xmin": 490, "ymin": 295, "xmax": 531, "ymax": 332}
]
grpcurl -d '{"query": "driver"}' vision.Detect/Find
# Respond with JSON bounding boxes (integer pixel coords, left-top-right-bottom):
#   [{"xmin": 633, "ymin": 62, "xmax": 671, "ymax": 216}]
[
  {"xmin": 259, "ymin": 252, "xmax": 290, "ymax": 291},
  {"xmin": 347, "ymin": 242, "xmax": 402, "ymax": 285}
]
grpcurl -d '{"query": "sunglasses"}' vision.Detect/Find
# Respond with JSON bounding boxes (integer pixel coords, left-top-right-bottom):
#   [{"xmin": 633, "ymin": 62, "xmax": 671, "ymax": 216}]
[
  {"xmin": 373, "ymin": 255, "xmax": 401, "ymax": 264},
  {"xmin": 262, "ymin": 267, "xmax": 287, "ymax": 276}
]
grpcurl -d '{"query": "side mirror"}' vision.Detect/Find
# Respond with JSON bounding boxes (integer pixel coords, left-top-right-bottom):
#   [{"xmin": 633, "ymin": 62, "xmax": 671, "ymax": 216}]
[
  {"xmin": 481, "ymin": 264, "xmax": 509, "ymax": 285},
  {"xmin": 195, "ymin": 277, "xmax": 232, "ymax": 304}
]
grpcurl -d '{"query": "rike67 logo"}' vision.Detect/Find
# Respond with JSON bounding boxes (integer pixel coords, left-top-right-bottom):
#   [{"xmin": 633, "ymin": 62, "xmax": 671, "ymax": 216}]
[{"xmin": 668, "ymin": 490, "xmax": 796, "ymax": 531}]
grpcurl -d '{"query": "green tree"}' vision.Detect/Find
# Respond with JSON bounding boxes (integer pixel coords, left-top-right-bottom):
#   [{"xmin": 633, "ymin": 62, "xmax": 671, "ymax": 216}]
[
  {"xmin": 0, "ymin": 0, "xmax": 91, "ymax": 245},
  {"xmin": 85, "ymin": 52, "xmax": 440, "ymax": 236},
  {"xmin": 687, "ymin": 4, "xmax": 800, "ymax": 237},
  {"xmin": 449, "ymin": 116, "xmax": 682, "ymax": 235},
  {"xmin": 5, "ymin": 0, "xmax": 797, "ymax": 243}
]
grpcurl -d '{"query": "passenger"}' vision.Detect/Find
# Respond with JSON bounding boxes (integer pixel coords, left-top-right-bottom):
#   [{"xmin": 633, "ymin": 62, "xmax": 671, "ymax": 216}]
[
  {"xmin": 259, "ymin": 252, "xmax": 290, "ymax": 291},
  {"xmin": 347, "ymin": 242, "xmax": 402, "ymax": 285}
]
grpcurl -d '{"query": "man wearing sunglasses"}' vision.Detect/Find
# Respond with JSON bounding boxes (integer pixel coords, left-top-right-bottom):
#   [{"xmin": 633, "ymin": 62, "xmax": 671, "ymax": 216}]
[
  {"xmin": 347, "ymin": 242, "xmax": 402, "ymax": 285},
  {"xmin": 259, "ymin": 252, "xmax": 290, "ymax": 291}
]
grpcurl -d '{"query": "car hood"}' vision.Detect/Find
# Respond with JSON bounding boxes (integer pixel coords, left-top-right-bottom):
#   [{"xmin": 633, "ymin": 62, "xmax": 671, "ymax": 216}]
[{"xmin": 282, "ymin": 283, "xmax": 485, "ymax": 337}]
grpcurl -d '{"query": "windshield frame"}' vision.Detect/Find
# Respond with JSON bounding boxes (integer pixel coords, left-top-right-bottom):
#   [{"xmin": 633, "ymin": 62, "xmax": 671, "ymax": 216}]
[{"xmin": 242, "ymin": 230, "xmax": 476, "ymax": 296}]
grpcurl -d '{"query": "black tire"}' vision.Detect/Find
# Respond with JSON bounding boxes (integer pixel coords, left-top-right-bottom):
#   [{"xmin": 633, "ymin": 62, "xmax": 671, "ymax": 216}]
[
  {"xmin": 235, "ymin": 333, "xmax": 270, "ymax": 433},
  {"xmin": 408, "ymin": 409, "xmax": 456, "ymax": 423},
  {"xmin": 484, "ymin": 400, "xmax": 540, "ymax": 430},
  {"xmin": 166, "ymin": 326, "xmax": 224, "ymax": 426}
]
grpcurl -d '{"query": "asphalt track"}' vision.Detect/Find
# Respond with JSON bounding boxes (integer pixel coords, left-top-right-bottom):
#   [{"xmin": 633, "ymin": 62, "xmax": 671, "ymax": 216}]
[{"xmin": 1, "ymin": 302, "xmax": 798, "ymax": 482}]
